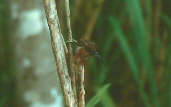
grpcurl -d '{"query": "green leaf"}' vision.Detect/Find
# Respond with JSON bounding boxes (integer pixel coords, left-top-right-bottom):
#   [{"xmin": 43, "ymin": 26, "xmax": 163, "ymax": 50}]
[
  {"xmin": 101, "ymin": 91, "xmax": 116, "ymax": 107},
  {"xmin": 161, "ymin": 14, "xmax": 171, "ymax": 29},
  {"xmin": 109, "ymin": 17, "xmax": 151, "ymax": 107},
  {"xmin": 0, "ymin": 98, "xmax": 7, "ymax": 107},
  {"xmin": 125, "ymin": 0, "xmax": 159, "ymax": 106},
  {"xmin": 86, "ymin": 84, "xmax": 111, "ymax": 107}
]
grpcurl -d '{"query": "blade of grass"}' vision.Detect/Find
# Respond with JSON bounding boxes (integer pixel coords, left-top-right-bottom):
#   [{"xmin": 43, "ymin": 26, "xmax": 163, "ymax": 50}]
[
  {"xmin": 161, "ymin": 14, "xmax": 171, "ymax": 28},
  {"xmin": 86, "ymin": 84, "xmax": 111, "ymax": 107},
  {"xmin": 97, "ymin": 7, "xmax": 127, "ymax": 87},
  {"xmin": 145, "ymin": 0, "xmax": 152, "ymax": 32},
  {"xmin": 125, "ymin": 0, "xmax": 159, "ymax": 106},
  {"xmin": 110, "ymin": 17, "xmax": 151, "ymax": 107},
  {"xmin": 101, "ymin": 91, "xmax": 116, "ymax": 107},
  {"xmin": 0, "ymin": 98, "xmax": 6, "ymax": 107}
]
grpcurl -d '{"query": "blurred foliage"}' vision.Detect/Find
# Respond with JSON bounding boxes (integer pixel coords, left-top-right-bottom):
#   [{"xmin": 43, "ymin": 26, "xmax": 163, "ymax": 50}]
[
  {"xmin": 0, "ymin": 0, "xmax": 16, "ymax": 107},
  {"xmin": 69, "ymin": 0, "xmax": 171, "ymax": 107},
  {"xmin": 86, "ymin": 84, "xmax": 112, "ymax": 107},
  {"xmin": 0, "ymin": 0, "xmax": 171, "ymax": 107}
]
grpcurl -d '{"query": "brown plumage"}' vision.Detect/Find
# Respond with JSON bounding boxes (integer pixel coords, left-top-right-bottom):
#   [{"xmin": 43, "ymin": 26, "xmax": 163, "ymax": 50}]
[{"xmin": 74, "ymin": 39, "xmax": 100, "ymax": 65}]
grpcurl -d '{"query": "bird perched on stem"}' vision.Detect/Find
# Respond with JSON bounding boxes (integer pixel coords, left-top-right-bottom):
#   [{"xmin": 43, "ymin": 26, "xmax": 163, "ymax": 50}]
[{"xmin": 67, "ymin": 38, "xmax": 100, "ymax": 65}]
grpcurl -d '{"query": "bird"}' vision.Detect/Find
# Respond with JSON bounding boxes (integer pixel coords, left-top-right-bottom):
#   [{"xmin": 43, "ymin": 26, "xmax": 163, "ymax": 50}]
[{"xmin": 69, "ymin": 38, "xmax": 100, "ymax": 65}]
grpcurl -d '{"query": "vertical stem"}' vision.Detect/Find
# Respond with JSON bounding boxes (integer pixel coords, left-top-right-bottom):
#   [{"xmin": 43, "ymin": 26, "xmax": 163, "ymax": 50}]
[
  {"xmin": 64, "ymin": 0, "xmax": 77, "ymax": 101},
  {"xmin": 43, "ymin": 0, "xmax": 77, "ymax": 106},
  {"xmin": 153, "ymin": 0, "xmax": 162, "ymax": 38},
  {"xmin": 83, "ymin": 0, "xmax": 105, "ymax": 40},
  {"xmin": 78, "ymin": 65, "xmax": 85, "ymax": 107}
]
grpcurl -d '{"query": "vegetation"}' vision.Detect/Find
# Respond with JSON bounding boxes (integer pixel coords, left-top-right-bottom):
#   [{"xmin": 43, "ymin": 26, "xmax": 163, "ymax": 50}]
[
  {"xmin": 0, "ymin": 0, "xmax": 171, "ymax": 106},
  {"xmin": 69, "ymin": 0, "xmax": 171, "ymax": 107}
]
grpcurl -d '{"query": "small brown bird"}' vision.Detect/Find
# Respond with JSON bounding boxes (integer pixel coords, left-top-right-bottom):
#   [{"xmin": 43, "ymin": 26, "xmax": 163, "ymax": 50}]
[{"xmin": 73, "ymin": 39, "xmax": 100, "ymax": 65}]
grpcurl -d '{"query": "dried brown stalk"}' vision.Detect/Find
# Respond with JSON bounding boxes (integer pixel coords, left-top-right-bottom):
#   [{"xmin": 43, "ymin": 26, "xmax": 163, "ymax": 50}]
[
  {"xmin": 78, "ymin": 65, "xmax": 85, "ymax": 107},
  {"xmin": 64, "ymin": 0, "xmax": 77, "ymax": 102},
  {"xmin": 153, "ymin": 0, "xmax": 162, "ymax": 38},
  {"xmin": 43, "ymin": 0, "xmax": 77, "ymax": 106},
  {"xmin": 72, "ymin": 0, "xmax": 83, "ymax": 22},
  {"xmin": 83, "ymin": 0, "xmax": 105, "ymax": 40},
  {"xmin": 156, "ymin": 30, "xmax": 167, "ymax": 83}
]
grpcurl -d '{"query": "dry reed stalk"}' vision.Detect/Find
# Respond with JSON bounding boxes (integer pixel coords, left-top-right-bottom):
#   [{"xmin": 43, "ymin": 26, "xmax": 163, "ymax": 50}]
[
  {"xmin": 78, "ymin": 65, "xmax": 85, "ymax": 107},
  {"xmin": 64, "ymin": 0, "xmax": 77, "ymax": 103},
  {"xmin": 83, "ymin": 0, "xmax": 105, "ymax": 40},
  {"xmin": 43, "ymin": 0, "xmax": 77, "ymax": 106}
]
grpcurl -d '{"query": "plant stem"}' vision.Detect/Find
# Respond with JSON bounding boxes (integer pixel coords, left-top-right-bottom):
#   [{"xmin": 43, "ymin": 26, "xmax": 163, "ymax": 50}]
[
  {"xmin": 43, "ymin": 0, "xmax": 77, "ymax": 106},
  {"xmin": 64, "ymin": 0, "xmax": 77, "ymax": 103},
  {"xmin": 78, "ymin": 65, "xmax": 85, "ymax": 107}
]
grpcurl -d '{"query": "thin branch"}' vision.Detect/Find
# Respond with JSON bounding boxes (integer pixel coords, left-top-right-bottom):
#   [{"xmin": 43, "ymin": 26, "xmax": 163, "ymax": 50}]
[
  {"xmin": 64, "ymin": 0, "xmax": 77, "ymax": 101},
  {"xmin": 72, "ymin": 0, "xmax": 83, "ymax": 22},
  {"xmin": 83, "ymin": 0, "xmax": 105, "ymax": 40},
  {"xmin": 74, "ymin": 46, "xmax": 86, "ymax": 107},
  {"xmin": 43, "ymin": 0, "xmax": 77, "ymax": 106},
  {"xmin": 156, "ymin": 30, "xmax": 167, "ymax": 84},
  {"xmin": 153, "ymin": 0, "xmax": 162, "ymax": 38},
  {"xmin": 78, "ymin": 65, "xmax": 85, "ymax": 107}
]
